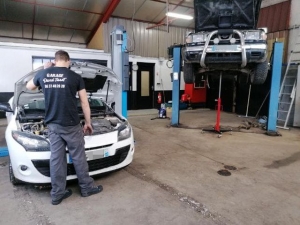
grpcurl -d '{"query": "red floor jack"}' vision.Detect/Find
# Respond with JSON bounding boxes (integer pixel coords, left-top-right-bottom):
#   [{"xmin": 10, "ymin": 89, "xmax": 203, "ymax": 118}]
[{"xmin": 202, "ymin": 72, "xmax": 232, "ymax": 137}]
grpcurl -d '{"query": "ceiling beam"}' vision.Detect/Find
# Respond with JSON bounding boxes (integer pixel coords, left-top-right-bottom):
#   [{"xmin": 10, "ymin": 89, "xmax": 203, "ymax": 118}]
[
  {"xmin": 87, "ymin": 0, "xmax": 121, "ymax": 44},
  {"xmin": 102, "ymin": 0, "xmax": 121, "ymax": 23}
]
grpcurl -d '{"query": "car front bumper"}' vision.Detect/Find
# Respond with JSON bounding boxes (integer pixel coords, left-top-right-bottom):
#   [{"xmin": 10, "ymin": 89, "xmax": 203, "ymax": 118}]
[
  {"xmin": 183, "ymin": 43, "xmax": 267, "ymax": 65},
  {"xmin": 6, "ymin": 129, "xmax": 135, "ymax": 184}
]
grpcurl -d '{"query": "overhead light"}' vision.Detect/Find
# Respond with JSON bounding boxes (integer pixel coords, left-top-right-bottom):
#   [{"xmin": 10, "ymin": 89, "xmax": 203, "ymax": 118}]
[{"xmin": 166, "ymin": 12, "xmax": 193, "ymax": 20}]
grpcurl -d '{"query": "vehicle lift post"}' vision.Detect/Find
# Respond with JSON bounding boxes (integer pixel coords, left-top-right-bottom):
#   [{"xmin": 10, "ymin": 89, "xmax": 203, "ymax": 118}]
[
  {"xmin": 267, "ymin": 42, "xmax": 283, "ymax": 133},
  {"xmin": 110, "ymin": 25, "xmax": 130, "ymax": 118},
  {"xmin": 171, "ymin": 45, "xmax": 182, "ymax": 126}
]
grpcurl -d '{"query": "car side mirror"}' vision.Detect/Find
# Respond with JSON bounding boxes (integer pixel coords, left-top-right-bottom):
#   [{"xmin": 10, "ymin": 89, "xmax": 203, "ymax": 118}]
[{"xmin": 0, "ymin": 102, "xmax": 13, "ymax": 112}]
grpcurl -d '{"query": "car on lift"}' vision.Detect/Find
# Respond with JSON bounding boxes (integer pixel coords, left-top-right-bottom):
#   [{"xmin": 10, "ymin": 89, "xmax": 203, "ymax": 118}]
[
  {"xmin": 182, "ymin": 0, "xmax": 268, "ymax": 85},
  {"xmin": 0, "ymin": 62, "xmax": 135, "ymax": 185}
]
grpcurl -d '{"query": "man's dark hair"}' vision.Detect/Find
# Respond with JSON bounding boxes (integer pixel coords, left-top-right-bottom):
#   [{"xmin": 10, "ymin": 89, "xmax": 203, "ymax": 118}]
[{"xmin": 55, "ymin": 50, "xmax": 70, "ymax": 62}]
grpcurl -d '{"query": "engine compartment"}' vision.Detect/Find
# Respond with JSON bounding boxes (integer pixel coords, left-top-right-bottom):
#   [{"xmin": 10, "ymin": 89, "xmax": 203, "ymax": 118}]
[{"xmin": 19, "ymin": 116, "xmax": 124, "ymax": 138}]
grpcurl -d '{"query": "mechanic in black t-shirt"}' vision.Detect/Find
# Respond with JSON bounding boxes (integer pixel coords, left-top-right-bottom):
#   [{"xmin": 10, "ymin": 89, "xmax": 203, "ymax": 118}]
[{"xmin": 26, "ymin": 50, "xmax": 103, "ymax": 205}]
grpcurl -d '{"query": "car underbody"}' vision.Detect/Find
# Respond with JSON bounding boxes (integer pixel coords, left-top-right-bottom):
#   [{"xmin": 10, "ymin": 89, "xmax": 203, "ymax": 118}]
[{"xmin": 183, "ymin": 0, "xmax": 268, "ymax": 85}]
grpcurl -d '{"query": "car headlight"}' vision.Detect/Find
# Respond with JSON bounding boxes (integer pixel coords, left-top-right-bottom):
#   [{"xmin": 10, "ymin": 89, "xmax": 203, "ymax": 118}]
[
  {"xmin": 245, "ymin": 31, "xmax": 261, "ymax": 40},
  {"xmin": 12, "ymin": 131, "xmax": 50, "ymax": 151},
  {"xmin": 186, "ymin": 35, "xmax": 192, "ymax": 44},
  {"xmin": 192, "ymin": 34, "xmax": 206, "ymax": 43},
  {"xmin": 261, "ymin": 30, "xmax": 267, "ymax": 40},
  {"xmin": 118, "ymin": 123, "xmax": 131, "ymax": 141}
]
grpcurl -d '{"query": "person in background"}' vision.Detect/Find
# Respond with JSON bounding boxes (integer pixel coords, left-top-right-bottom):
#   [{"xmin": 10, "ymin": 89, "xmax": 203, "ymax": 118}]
[{"xmin": 26, "ymin": 50, "xmax": 103, "ymax": 205}]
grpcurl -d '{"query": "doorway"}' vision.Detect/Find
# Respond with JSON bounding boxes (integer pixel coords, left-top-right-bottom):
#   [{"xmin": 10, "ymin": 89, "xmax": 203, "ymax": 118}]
[{"xmin": 136, "ymin": 63, "xmax": 155, "ymax": 109}]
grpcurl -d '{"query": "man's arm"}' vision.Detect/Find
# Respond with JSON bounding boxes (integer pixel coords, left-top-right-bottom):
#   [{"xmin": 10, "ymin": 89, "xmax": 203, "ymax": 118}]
[
  {"xmin": 26, "ymin": 79, "xmax": 38, "ymax": 90},
  {"xmin": 78, "ymin": 89, "xmax": 93, "ymax": 134},
  {"xmin": 27, "ymin": 63, "xmax": 52, "ymax": 90}
]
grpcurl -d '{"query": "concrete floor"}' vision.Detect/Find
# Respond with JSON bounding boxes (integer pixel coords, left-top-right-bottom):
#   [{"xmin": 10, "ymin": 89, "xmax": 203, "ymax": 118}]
[{"xmin": 0, "ymin": 109, "xmax": 300, "ymax": 225}]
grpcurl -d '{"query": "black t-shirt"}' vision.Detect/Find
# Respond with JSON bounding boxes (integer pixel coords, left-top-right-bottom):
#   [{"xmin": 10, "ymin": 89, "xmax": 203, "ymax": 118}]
[{"xmin": 33, "ymin": 67, "xmax": 85, "ymax": 126}]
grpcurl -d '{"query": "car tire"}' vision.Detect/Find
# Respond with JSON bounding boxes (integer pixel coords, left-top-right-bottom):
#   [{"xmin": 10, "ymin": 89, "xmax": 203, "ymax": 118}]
[
  {"xmin": 250, "ymin": 60, "xmax": 268, "ymax": 85},
  {"xmin": 9, "ymin": 160, "xmax": 23, "ymax": 185},
  {"xmin": 183, "ymin": 63, "xmax": 195, "ymax": 84}
]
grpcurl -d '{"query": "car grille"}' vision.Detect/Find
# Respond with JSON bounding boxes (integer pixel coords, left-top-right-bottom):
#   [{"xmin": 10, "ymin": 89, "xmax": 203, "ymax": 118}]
[
  {"xmin": 206, "ymin": 53, "xmax": 242, "ymax": 63},
  {"xmin": 32, "ymin": 145, "xmax": 131, "ymax": 177}
]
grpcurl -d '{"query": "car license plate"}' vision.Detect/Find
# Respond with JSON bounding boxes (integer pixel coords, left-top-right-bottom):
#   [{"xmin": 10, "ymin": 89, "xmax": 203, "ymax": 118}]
[
  {"xmin": 67, "ymin": 148, "xmax": 110, "ymax": 164},
  {"xmin": 210, "ymin": 45, "xmax": 239, "ymax": 52}
]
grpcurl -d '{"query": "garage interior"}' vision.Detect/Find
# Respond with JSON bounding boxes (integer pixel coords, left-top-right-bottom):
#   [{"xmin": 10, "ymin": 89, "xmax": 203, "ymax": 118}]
[{"xmin": 0, "ymin": 0, "xmax": 300, "ymax": 224}]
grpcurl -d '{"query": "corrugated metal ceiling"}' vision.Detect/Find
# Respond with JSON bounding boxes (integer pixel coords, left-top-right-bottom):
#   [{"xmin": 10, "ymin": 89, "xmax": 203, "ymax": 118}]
[
  {"xmin": 0, "ymin": 0, "xmax": 195, "ymax": 45},
  {"xmin": 0, "ymin": 0, "xmax": 280, "ymax": 45}
]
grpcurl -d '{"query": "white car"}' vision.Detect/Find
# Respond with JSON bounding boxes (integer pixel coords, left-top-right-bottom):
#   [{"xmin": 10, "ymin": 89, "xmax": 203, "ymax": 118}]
[{"xmin": 0, "ymin": 62, "xmax": 135, "ymax": 185}]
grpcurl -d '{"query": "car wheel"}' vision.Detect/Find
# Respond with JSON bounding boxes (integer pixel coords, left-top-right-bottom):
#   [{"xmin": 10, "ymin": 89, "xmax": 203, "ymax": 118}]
[
  {"xmin": 183, "ymin": 63, "xmax": 195, "ymax": 84},
  {"xmin": 9, "ymin": 160, "xmax": 23, "ymax": 185},
  {"xmin": 250, "ymin": 61, "xmax": 268, "ymax": 85}
]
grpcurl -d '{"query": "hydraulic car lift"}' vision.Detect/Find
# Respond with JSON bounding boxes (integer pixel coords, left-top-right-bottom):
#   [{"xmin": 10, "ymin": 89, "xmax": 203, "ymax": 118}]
[
  {"xmin": 170, "ymin": 45, "xmax": 182, "ymax": 126},
  {"xmin": 267, "ymin": 42, "xmax": 283, "ymax": 134},
  {"xmin": 110, "ymin": 25, "xmax": 129, "ymax": 118},
  {"xmin": 169, "ymin": 42, "xmax": 284, "ymax": 136},
  {"xmin": 169, "ymin": 44, "xmax": 231, "ymax": 136}
]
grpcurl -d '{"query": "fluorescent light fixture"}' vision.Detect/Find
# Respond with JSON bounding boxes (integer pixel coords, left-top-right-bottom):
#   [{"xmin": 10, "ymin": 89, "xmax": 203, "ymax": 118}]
[{"xmin": 166, "ymin": 12, "xmax": 193, "ymax": 20}]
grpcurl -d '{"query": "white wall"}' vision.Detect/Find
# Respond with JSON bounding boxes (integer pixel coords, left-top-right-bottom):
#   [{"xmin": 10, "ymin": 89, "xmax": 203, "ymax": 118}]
[
  {"xmin": 129, "ymin": 56, "xmax": 185, "ymax": 92},
  {"xmin": 0, "ymin": 42, "xmax": 184, "ymax": 93},
  {"xmin": 287, "ymin": 0, "xmax": 300, "ymax": 61},
  {"xmin": 0, "ymin": 42, "xmax": 111, "ymax": 92},
  {"xmin": 290, "ymin": 0, "xmax": 300, "ymax": 28}
]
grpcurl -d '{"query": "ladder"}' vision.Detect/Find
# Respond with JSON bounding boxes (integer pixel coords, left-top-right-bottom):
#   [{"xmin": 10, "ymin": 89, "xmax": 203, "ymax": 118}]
[{"xmin": 277, "ymin": 26, "xmax": 300, "ymax": 129}]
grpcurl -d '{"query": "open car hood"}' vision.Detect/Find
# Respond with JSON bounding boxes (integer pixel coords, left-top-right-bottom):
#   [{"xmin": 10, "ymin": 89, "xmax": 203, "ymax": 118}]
[
  {"xmin": 194, "ymin": 0, "xmax": 262, "ymax": 32},
  {"xmin": 13, "ymin": 62, "xmax": 121, "ymax": 110}
]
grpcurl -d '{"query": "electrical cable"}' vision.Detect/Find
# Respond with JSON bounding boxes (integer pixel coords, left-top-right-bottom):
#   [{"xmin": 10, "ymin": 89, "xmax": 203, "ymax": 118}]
[{"xmin": 126, "ymin": 0, "xmax": 136, "ymax": 53}]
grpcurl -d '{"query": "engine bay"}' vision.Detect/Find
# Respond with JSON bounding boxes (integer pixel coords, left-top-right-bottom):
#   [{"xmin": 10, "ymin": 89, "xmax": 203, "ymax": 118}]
[
  {"xmin": 16, "ymin": 97, "xmax": 125, "ymax": 138},
  {"xmin": 19, "ymin": 116, "xmax": 124, "ymax": 138}
]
